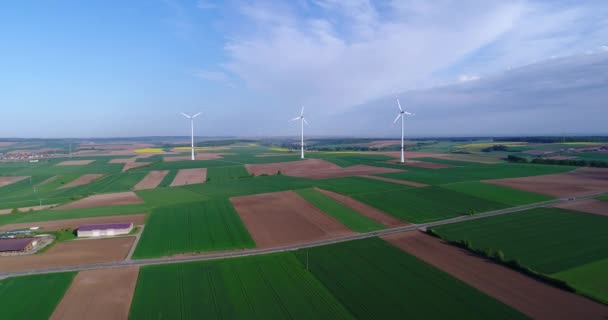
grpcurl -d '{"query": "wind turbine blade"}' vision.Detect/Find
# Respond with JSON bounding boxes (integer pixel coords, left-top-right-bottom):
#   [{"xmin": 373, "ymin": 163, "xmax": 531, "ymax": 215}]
[
  {"xmin": 192, "ymin": 112, "xmax": 202, "ymax": 118},
  {"xmin": 303, "ymin": 118, "xmax": 309, "ymax": 126},
  {"xmin": 180, "ymin": 112, "xmax": 191, "ymax": 118},
  {"xmin": 300, "ymin": 106, "xmax": 305, "ymax": 117},
  {"xmin": 397, "ymin": 98, "xmax": 403, "ymax": 112},
  {"xmin": 404, "ymin": 111, "xmax": 413, "ymax": 115},
  {"xmin": 392, "ymin": 114, "xmax": 401, "ymax": 124},
  {"xmin": 290, "ymin": 117, "xmax": 300, "ymax": 121}
]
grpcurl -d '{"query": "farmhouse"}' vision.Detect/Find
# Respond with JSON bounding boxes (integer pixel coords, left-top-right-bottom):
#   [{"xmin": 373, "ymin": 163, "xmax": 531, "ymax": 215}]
[
  {"xmin": 0, "ymin": 237, "xmax": 37, "ymax": 253},
  {"xmin": 77, "ymin": 223, "xmax": 133, "ymax": 238}
]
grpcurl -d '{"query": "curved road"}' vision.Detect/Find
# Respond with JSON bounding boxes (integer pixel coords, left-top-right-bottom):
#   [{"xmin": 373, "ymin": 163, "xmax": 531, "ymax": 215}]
[{"xmin": 1, "ymin": 191, "xmax": 606, "ymax": 279}]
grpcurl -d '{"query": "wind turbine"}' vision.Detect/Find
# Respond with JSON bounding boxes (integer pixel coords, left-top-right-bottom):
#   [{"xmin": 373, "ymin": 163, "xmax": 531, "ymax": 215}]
[
  {"xmin": 392, "ymin": 98, "xmax": 414, "ymax": 163},
  {"xmin": 180, "ymin": 112, "xmax": 202, "ymax": 161},
  {"xmin": 290, "ymin": 106, "xmax": 308, "ymax": 159}
]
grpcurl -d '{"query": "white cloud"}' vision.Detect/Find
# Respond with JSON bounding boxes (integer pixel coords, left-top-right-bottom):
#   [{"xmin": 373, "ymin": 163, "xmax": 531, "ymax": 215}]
[
  {"xmin": 601, "ymin": 45, "xmax": 608, "ymax": 52},
  {"xmin": 458, "ymin": 74, "xmax": 480, "ymax": 82}
]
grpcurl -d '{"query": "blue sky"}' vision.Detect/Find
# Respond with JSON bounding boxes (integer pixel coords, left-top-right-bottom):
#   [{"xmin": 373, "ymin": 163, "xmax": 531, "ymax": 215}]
[{"xmin": 1, "ymin": 0, "xmax": 607, "ymax": 138}]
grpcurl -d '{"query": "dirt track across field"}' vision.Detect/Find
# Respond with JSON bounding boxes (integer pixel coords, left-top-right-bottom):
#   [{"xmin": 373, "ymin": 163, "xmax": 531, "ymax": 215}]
[
  {"xmin": 231, "ymin": 191, "xmax": 354, "ymax": 248},
  {"xmin": 56, "ymin": 160, "xmax": 95, "ymax": 166},
  {"xmin": 0, "ymin": 237, "xmax": 134, "ymax": 273},
  {"xmin": 358, "ymin": 175, "xmax": 429, "ymax": 187},
  {"xmin": 57, "ymin": 174, "xmax": 103, "ymax": 190},
  {"xmin": 35, "ymin": 175, "xmax": 58, "ymax": 187},
  {"xmin": 387, "ymin": 160, "xmax": 453, "ymax": 169},
  {"xmin": 133, "ymin": 170, "xmax": 169, "ymax": 190},
  {"xmin": 0, "ymin": 176, "xmax": 29, "ymax": 188},
  {"xmin": 246, "ymin": 159, "xmax": 402, "ymax": 179},
  {"xmin": 56, "ymin": 192, "xmax": 143, "ymax": 210},
  {"xmin": 170, "ymin": 168, "xmax": 207, "ymax": 186},
  {"xmin": 553, "ymin": 199, "xmax": 608, "ymax": 216},
  {"xmin": 316, "ymin": 188, "xmax": 408, "ymax": 227},
  {"xmin": 383, "ymin": 231, "xmax": 608, "ymax": 320},
  {"xmin": 51, "ymin": 266, "xmax": 139, "ymax": 320},
  {"xmin": 486, "ymin": 167, "xmax": 608, "ymax": 197},
  {"xmin": 0, "ymin": 214, "xmax": 146, "ymax": 232}
]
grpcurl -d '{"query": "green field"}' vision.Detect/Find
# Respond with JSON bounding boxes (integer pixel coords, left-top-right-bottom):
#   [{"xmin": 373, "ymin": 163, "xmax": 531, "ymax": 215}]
[
  {"xmin": 293, "ymin": 238, "xmax": 527, "ymax": 319},
  {"xmin": 206, "ymin": 165, "xmax": 250, "ymax": 181},
  {"xmin": 317, "ymin": 176, "xmax": 412, "ymax": 196},
  {"xmin": 379, "ymin": 163, "xmax": 575, "ymax": 185},
  {"xmin": 129, "ymin": 253, "xmax": 354, "ymax": 319},
  {"xmin": 183, "ymin": 175, "xmax": 315, "ymax": 199},
  {"xmin": 432, "ymin": 208, "xmax": 608, "ymax": 274},
  {"xmin": 295, "ymin": 188, "xmax": 384, "ymax": 232},
  {"xmin": 136, "ymin": 187, "xmax": 209, "ymax": 206},
  {"xmin": 157, "ymin": 169, "xmax": 177, "ymax": 187},
  {"xmin": 353, "ymin": 186, "xmax": 506, "ymax": 223},
  {"xmin": 132, "ymin": 200, "xmax": 254, "ymax": 259},
  {"xmin": 553, "ymin": 258, "xmax": 608, "ymax": 304},
  {"xmin": 441, "ymin": 181, "xmax": 553, "ymax": 206},
  {"xmin": 0, "ymin": 273, "xmax": 75, "ymax": 320}
]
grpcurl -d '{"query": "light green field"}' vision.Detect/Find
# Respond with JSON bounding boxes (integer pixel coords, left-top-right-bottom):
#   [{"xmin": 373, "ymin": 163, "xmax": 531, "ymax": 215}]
[
  {"xmin": 442, "ymin": 181, "xmax": 553, "ymax": 206},
  {"xmin": 553, "ymin": 258, "xmax": 608, "ymax": 304},
  {"xmin": 129, "ymin": 253, "xmax": 354, "ymax": 319},
  {"xmin": 295, "ymin": 188, "xmax": 384, "ymax": 232},
  {"xmin": 132, "ymin": 200, "xmax": 254, "ymax": 259},
  {"xmin": 432, "ymin": 208, "xmax": 608, "ymax": 274},
  {"xmin": 0, "ymin": 273, "xmax": 75, "ymax": 320}
]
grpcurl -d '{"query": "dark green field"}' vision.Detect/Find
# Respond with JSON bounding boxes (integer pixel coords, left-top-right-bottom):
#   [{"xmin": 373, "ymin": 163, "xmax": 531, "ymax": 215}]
[
  {"xmin": 441, "ymin": 181, "xmax": 553, "ymax": 206},
  {"xmin": 132, "ymin": 200, "xmax": 254, "ymax": 259},
  {"xmin": 293, "ymin": 238, "xmax": 527, "ymax": 319},
  {"xmin": 130, "ymin": 253, "xmax": 354, "ymax": 319},
  {"xmin": 206, "ymin": 165, "xmax": 250, "ymax": 181},
  {"xmin": 431, "ymin": 208, "xmax": 608, "ymax": 274},
  {"xmin": 295, "ymin": 188, "xmax": 384, "ymax": 232},
  {"xmin": 0, "ymin": 272, "xmax": 75, "ymax": 320}
]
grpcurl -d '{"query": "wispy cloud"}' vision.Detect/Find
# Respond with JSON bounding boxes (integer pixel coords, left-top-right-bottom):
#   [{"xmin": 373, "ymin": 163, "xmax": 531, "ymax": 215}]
[
  {"xmin": 197, "ymin": 0, "xmax": 217, "ymax": 10},
  {"xmin": 194, "ymin": 70, "xmax": 233, "ymax": 86}
]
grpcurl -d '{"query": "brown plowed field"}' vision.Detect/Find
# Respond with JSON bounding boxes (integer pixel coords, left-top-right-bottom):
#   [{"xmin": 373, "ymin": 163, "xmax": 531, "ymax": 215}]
[
  {"xmin": 0, "ymin": 141, "xmax": 16, "ymax": 147},
  {"xmin": 57, "ymin": 174, "xmax": 103, "ymax": 190},
  {"xmin": 170, "ymin": 168, "xmax": 207, "ymax": 186},
  {"xmin": 122, "ymin": 161, "xmax": 150, "ymax": 171},
  {"xmin": 316, "ymin": 188, "xmax": 407, "ymax": 227},
  {"xmin": 372, "ymin": 151, "xmax": 499, "ymax": 164},
  {"xmin": 133, "ymin": 170, "xmax": 169, "ymax": 190},
  {"xmin": 0, "ymin": 237, "xmax": 134, "ymax": 272},
  {"xmin": 485, "ymin": 167, "xmax": 608, "ymax": 197},
  {"xmin": 393, "ymin": 160, "xmax": 453, "ymax": 169},
  {"xmin": 553, "ymin": 199, "xmax": 608, "ymax": 216},
  {"xmin": 56, "ymin": 192, "xmax": 143, "ymax": 210},
  {"xmin": 245, "ymin": 159, "xmax": 402, "ymax": 179},
  {"xmin": 357, "ymin": 175, "xmax": 428, "ymax": 187},
  {"xmin": 50, "ymin": 266, "xmax": 139, "ymax": 320},
  {"xmin": 0, "ymin": 176, "xmax": 29, "ymax": 188},
  {"xmin": 230, "ymin": 191, "xmax": 354, "ymax": 248},
  {"xmin": 0, "ymin": 214, "xmax": 146, "ymax": 232},
  {"xmin": 382, "ymin": 231, "xmax": 608, "ymax": 320},
  {"xmin": 56, "ymin": 160, "xmax": 95, "ymax": 166}
]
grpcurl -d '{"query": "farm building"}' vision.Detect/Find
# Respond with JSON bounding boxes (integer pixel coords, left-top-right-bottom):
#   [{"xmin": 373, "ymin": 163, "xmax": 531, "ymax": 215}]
[
  {"xmin": 77, "ymin": 223, "xmax": 133, "ymax": 238},
  {"xmin": 0, "ymin": 237, "xmax": 37, "ymax": 253}
]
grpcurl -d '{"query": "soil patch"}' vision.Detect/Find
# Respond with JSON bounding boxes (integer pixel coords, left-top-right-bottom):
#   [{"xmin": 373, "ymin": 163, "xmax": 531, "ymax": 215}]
[
  {"xmin": 56, "ymin": 160, "xmax": 95, "ymax": 166},
  {"xmin": 357, "ymin": 175, "xmax": 429, "ymax": 187},
  {"xmin": 51, "ymin": 266, "xmax": 139, "ymax": 320},
  {"xmin": 57, "ymin": 174, "xmax": 103, "ymax": 190},
  {"xmin": 553, "ymin": 199, "xmax": 608, "ymax": 217},
  {"xmin": 485, "ymin": 167, "xmax": 608, "ymax": 197},
  {"xmin": 546, "ymin": 156, "xmax": 577, "ymax": 160},
  {"xmin": 0, "ymin": 142, "xmax": 16, "ymax": 147},
  {"xmin": 170, "ymin": 168, "xmax": 207, "ymax": 186},
  {"xmin": 0, "ymin": 237, "xmax": 134, "ymax": 272},
  {"xmin": 388, "ymin": 160, "xmax": 454, "ymax": 169},
  {"xmin": 0, "ymin": 214, "xmax": 146, "ymax": 232},
  {"xmin": 0, "ymin": 204, "xmax": 57, "ymax": 215},
  {"xmin": 316, "ymin": 188, "xmax": 408, "ymax": 227},
  {"xmin": 56, "ymin": 192, "xmax": 143, "ymax": 210},
  {"xmin": 383, "ymin": 231, "xmax": 608, "ymax": 320},
  {"xmin": 0, "ymin": 176, "xmax": 29, "ymax": 188},
  {"xmin": 230, "ymin": 191, "xmax": 354, "ymax": 248},
  {"xmin": 163, "ymin": 153, "xmax": 231, "ymax": 161},
  {"xmin": 133, "ymin": 170, "xmax": 169, "ymax": 190},
  {"xmin": 246, "ymin": 159, "xmax": 402, "ymax": 179}
]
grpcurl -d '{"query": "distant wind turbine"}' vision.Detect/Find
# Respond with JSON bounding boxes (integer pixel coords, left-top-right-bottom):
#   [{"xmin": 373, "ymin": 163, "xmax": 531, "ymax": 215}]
[
  {"xmin": 392, "ymin": 98, "xmax": 414, "ymax": 163},
  {"xmin": 290, "ymin": 106, "xmax": 309, "ymax": 159},
  {"xmin": 180, "ymin": 112, "xmax": 202, "ymax": 161}
]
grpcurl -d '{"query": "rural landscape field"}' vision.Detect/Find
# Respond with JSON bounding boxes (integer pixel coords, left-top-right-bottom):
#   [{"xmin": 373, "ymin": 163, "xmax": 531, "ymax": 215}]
[
  {"xmin": 1, "ymin": 137, "xmax": 608, "ymax": 319},
  {"xmin": 3, "ymin": 1, "xmax": 608, "ymax": 319}
]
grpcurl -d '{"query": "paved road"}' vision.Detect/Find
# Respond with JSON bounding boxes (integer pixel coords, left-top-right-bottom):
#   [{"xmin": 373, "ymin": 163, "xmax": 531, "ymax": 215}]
[
  {"xmin": 125, "ymin": 225, "xmax": 144, "ymax": 261},
  {"xmin": 1, "ymin": 191, "xmax": 606, "ymax": 279}
]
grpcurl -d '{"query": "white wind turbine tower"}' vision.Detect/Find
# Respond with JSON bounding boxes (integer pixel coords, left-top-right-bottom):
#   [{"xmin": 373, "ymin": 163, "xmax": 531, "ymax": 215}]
[
  {"xmin": 290, "ymin": 106, "xmax": 309, "ymax": 159},
  {"xmin": 180, "ymin": 112, "xmax": 202, "ymax": 161},
  {"xmin": 393, "ymin": 98, "xmax": 414, "ymax": 163}
]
